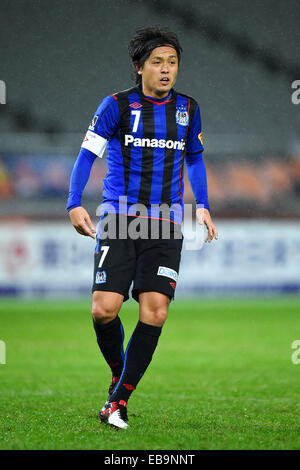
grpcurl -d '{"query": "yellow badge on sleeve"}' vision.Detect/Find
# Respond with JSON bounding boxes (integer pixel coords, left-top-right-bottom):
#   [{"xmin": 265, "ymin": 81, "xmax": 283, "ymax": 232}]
[{"xmin": 198, "ymin": 132, "xmax": 203, "ymax": 145}]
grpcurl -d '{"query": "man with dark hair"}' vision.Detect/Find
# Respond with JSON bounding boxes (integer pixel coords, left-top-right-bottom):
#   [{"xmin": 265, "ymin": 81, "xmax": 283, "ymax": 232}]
[
  {"xmin": 129, "ymin": 26, "xmax": 183, "ymax": 85},
  {"xmin": 66, "ymin": 26, "xmax": 218, "ymax": 429}
]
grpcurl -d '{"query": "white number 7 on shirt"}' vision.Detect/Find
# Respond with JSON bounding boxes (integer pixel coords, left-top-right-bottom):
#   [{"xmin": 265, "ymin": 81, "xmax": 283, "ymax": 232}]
[
  {"xmin": 98, "ymin": 246, "xmax": 110, "ymax": 268},
  {"xmin": 131, "ymin": 110, "xmax": 141, "ymax": 133}
]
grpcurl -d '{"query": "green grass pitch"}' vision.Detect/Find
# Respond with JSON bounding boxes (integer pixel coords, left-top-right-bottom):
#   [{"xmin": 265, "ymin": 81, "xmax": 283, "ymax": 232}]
[{"xmin": 0, "ymin": 296, "xmax": 299, "ymax": 450}]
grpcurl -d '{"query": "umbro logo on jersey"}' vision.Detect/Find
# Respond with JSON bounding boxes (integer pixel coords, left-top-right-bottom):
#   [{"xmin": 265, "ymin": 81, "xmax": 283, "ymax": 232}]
[
  {"xmin": 125, "ymin": 134, "xmax": 185, "ymax": 150},
  {"xmin": 129, "ymin": 102, "xmax": 143, "ymax": 109},
  {"xmin": 176, "ymin": 105, "xmax": 189, "ymax": 126}
]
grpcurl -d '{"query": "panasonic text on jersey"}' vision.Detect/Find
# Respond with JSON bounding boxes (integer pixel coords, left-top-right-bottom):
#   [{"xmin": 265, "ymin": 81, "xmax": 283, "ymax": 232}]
[{"xmin": 124, "ymin": 134, "xmax": 185, "ymax": 150}]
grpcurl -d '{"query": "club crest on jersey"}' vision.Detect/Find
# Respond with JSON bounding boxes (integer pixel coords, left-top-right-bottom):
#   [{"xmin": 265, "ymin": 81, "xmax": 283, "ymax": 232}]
[
  {"xmin": 176, "ymin": 105, "xmax": 189, "ymax": 126},
  {"xmin": 89, "ymin": 116, "xmax": 98, "ymax": 130},
  {"xmin": 95, "ymin": 270, "xmax": 106, "ymax": 284},
  {"xmin": 129, "ymin": 102, "xmax": 143, "ymax": 109}
]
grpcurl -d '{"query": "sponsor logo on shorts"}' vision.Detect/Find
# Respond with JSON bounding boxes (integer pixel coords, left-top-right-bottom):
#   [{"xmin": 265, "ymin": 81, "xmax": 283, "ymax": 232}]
[
  {"xmin": 95, "ymin": 270, "xmax": 107, "ymax": 284},
  {"xmin": 157, "ymin": 266, "xmax": 178, "ymax": 282}
]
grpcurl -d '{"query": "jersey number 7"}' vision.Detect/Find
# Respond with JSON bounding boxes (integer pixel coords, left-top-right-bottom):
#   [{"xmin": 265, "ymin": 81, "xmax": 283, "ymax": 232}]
[{"xmin": 98, "ymin": 246, "xmax": 110, "ymax": 268}]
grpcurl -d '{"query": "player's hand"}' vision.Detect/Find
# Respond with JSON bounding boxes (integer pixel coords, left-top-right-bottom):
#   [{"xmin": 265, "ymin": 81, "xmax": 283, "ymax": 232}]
[
  {"xmin": 196, "ymin": 208, "xmax": 218, "ymax": 243},
  {"xmin": 68, "ymin": 206, "xmax": 96, "ymax": 239}
]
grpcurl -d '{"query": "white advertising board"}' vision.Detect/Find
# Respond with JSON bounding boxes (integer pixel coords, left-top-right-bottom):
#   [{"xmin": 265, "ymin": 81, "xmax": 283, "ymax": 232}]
[{"xmin": 0, "ymin": 220, "xmax": 299, "ymax": 297}]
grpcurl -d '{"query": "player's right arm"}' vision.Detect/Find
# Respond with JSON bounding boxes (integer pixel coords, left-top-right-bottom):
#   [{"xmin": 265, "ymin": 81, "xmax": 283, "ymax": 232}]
[{"xmin": 66, "ymin": 95, "xmax": 119, "ymax": 238}]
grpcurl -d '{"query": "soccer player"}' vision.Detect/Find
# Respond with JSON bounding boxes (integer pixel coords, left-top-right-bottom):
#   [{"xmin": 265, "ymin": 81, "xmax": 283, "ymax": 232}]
[{"xmin": 66, "ymin": 27, "xmax": 218, "ymax": 429}]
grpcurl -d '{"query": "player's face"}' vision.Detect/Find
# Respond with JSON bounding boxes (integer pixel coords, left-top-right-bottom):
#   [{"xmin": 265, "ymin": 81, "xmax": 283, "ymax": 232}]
[{"xmin": 138, "ymin": 46, "xmax": 179, "ymax": 99}]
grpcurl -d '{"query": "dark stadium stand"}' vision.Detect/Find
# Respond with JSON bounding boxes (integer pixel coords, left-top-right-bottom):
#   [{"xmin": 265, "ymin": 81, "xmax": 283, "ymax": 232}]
[{"xmin": 0, "ymin": 0, "xmax": 299, "ymax": 219}]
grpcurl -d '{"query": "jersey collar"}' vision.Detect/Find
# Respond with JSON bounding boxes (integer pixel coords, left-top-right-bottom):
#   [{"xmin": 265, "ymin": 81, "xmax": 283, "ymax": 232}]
[{"xmin": 135, "ymin": 85, "xmax": 175, "ymax": 105}]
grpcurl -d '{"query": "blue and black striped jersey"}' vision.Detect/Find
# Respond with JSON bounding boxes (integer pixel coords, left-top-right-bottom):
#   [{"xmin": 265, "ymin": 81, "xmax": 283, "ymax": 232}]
[{"xmin": 81, "ymin": 86, "xmax": 205, "ymax": 218}]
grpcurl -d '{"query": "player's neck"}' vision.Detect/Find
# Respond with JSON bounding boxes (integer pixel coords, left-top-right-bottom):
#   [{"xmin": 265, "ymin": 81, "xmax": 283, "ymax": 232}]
[{"xmin": 141, "ymin": 84, "xmax": 171, "ymax": 100}]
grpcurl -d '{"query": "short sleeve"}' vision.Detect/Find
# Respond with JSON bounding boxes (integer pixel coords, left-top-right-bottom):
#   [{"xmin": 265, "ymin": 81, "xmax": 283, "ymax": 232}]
[
  {"xmin": 185, "ymin": 105, "xmax": 204, "ymax": 157},
  {"xmin": 81, "ymin": 95, "xmax": 120, "ymax": 157},
  {"xmin": 89, "ymin": 95, "xmax": 120, "ymax": 140}
]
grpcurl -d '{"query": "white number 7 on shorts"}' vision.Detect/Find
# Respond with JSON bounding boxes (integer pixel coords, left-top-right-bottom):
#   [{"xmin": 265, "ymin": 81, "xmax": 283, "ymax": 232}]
[{"xmin": 98, "ymin": 246, "xmax": 110, "ymax": 268}]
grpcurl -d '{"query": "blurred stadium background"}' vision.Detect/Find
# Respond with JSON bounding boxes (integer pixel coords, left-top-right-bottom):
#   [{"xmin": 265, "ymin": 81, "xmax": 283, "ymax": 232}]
[
  {"xmin": 0, "ymin": 0, "xmax": 300, "ymax": 298},
  {"xmin": 1, "ymin": 0, "xmax": 300, "ymax": 451}
]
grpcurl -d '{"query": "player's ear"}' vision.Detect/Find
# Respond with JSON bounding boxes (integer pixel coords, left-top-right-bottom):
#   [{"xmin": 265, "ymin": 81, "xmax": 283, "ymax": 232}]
[{"xmin": 134, "ymin": 62, "xmax": 142, "ymax": 75}]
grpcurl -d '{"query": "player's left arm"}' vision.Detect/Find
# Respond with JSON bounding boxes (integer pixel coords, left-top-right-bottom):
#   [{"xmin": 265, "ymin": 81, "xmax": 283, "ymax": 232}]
[{"xmin": 185, "ymin": 103, "xmax": 218, "ymax": 243}]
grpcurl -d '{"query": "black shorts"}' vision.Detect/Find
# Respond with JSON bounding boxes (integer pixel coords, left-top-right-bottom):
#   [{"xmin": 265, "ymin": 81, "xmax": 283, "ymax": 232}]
[{"xmin": 92, "ymin": 214, "xmax": 183, "ymax": 302}]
